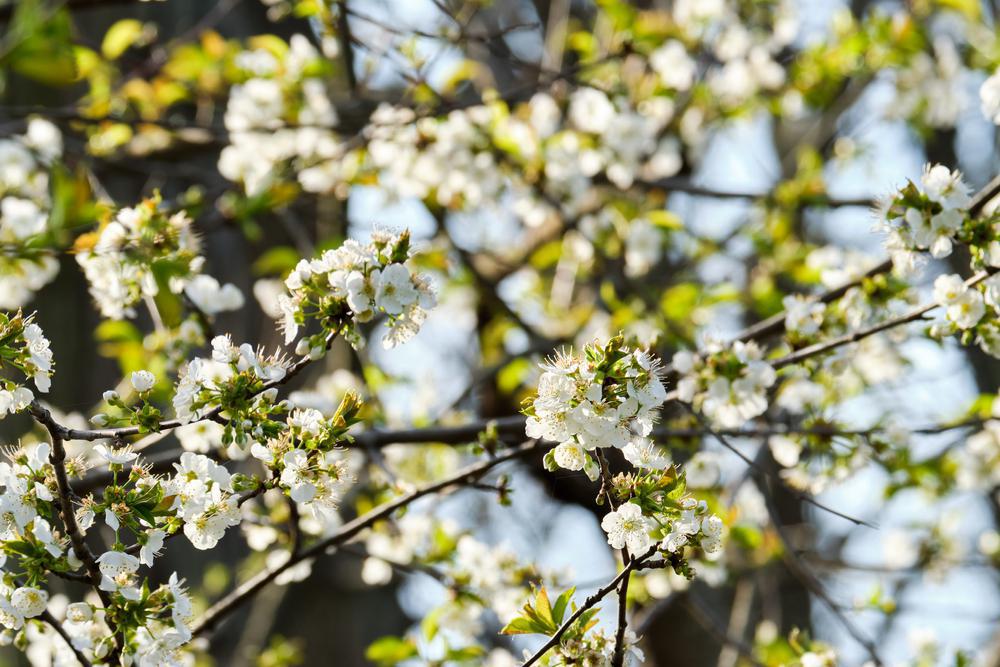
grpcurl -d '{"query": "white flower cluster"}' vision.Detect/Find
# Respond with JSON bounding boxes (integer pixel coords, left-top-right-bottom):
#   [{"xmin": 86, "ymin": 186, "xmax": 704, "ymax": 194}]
[
  {"xmin": 66, "ymin": 563, "xmax": 194, "ymax": 664},
  {"xmin": 0, "ymin": 313, "xmax": 54, "ymax": 419},
  {"xmin": 76, "ymin": 196, "xmax": 243, "ymax": 320},
  {"xmin": 701, "ymin": 15, "xmax": 791, "ymax": 109},
  {"xmin": 955, "ymin": 419, "xmax": 1000, "ymax": 490},
  {"xmin": 601, "ymin": 498, "xmax": 724, "ymax": 558},
  {"xmin": 879, "ymin": 164, "xmax": 971, "ymax": 274},
  {"xmin": 219, "ymin": 35, "xmax": 339, "ymax": 196},
  {"xmin": 361, "ymin": 513, "xmax": 448, "ymax": 586},
  {"xmin": 948, "ymin": 395, "xmax": 1000, "ymax": 491},
  {"xmin": 0, "ymin": 583, "xmax": 49, "ymax": 630},
  {"xmin": 548, "ymin": 627, "xmax": 645, "ymax": 666},
  {"xmin": 661, "ymin": 499, "xmax": 724, "ymax": 554},
  {"xmin": 0, "ymin": 118, "xmax": 62, "ymax": 309},
  {"xmin": 250, "ymin": 406, "xmax": 353, "ymax": 524},
  {"xmin": 933, "ymin": 274, "xmax": 985, "ymax": 331},
  {"xmin": 523, "ymin": 338, "xmax": 667, "ymax": 477},
  {"xmin": 296, "ymin": 88, "xmax": 684, "ymax": 228},
  {"xmin": 0, "ymin": 444, "xmax": 57, "ymax": 549},
  {"xmin": 278, "ymin": 229, "xmax": 435, "ymax": 350},
  {"xmin": 673, "ymin": 340, "xmax": 777, "ymax": 428},
  {"xmin": 172, "ymin": 334, "xmax": 289, "ymax": 431},
  {"xmin": 894, "ymin": 37, "xmax": 966, "ymax": 129},
  {"xmin": 0, "ymin": 442, "xmax": 195, "ymax": 664},
  {"xmin": 930, "ymin": 272, "xmax": 1000, "ymax": 359},
  {"xmin": 165, "ymin": 452, "xmax": 242, "ymax": 549},
  {"xmin": 783, "ymin": 294, "xmax": 826, "ymax": 337},
  {"xmin": 562, "ymin": 87, "xmax": 684, "ymax": 190}
]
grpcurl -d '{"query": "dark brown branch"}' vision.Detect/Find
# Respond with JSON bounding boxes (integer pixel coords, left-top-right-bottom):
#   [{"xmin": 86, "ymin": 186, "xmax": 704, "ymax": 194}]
[
  {"xmin": 682, "ymin": 404, "xmax": 875, "ymax": 528},
  {"xmin": 31, "ymin": 401, "xmax": 120, "ymax": 656},
  {"xmin": 34, "ymin": 332, "xmax": 337, "ymax": 442},
  {"xmin": 191, "ymin": 440, "xmax": 545, "ymax": 637},
  {"xmin": 40, "ymin": 609, "xmax": 93, "ymax": 667},
  {"xmin": 729, "ymin": 171, "xmax": 1000, "ymax": 347},
  {"xmin": 522, "ymin": 546, "xmax": 659, "ymax": 667},
  {"xmin": 759, "ymin": 477, "xmax": 885, "ymax": 666},
  {"xmin": 611, "ymin": 551, "xmax": 633, "ymax": 667}
]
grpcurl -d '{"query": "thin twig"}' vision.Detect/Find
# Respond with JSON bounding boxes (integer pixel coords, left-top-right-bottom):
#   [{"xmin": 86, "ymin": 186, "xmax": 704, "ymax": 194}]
[
  {"xmin": 521, "ymin": 546, "xmax": 658, "ymax": 667},
  {"xmin": 191, "ymin": 440, "xmax": 545, "ymax": 636},
  {"xmin": 40, "ymin": 609, "xmax": 93, "ymax": 667},
  {"xmin": 34, "ymin": 332, "xmax": 337, "ymax": 442},
  {"xmin": 683, "ymin": 404, "xmax": 875, "ymax": 528},
  {"xmin": 33, "ymin": 402, "xmax": 120, "ymax": 656},
  {"xmin": 758, "ymin": 478, "xmax": 885, "ymax": 666},
  {"xmin": 611, "ymin": 550, "xmax": 632, "ymax": 667}
]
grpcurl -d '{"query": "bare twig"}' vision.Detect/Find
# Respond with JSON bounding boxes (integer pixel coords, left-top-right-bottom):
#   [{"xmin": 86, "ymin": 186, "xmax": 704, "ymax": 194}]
[
  {"xmin": 611, "ymin": 551, "xmax": 633, "ymax": 667},
  {"xmin": 682, "ymin": 404, "xmax": 875, "ymax": 528},
  {"xmin": 191, "ymin": 440, "xmax": 545, "ymax": 637},
  {"xmin": 34, "ymin": 332, "xmax": 337, "ymax": 442},
  {"xmin": 521, "ymin": 546, "xmax": 659, "ymax": 667},
  {"xmin": 758, "ymin": 478, "xmax": 885, "ymax": 666},
  {"xmin": 32, "ymin": 402, "xmax": 119, "ymax": 656},
  {"xmin": 40, "ymin": 609, "xmax": 93, "ymax": 667}
]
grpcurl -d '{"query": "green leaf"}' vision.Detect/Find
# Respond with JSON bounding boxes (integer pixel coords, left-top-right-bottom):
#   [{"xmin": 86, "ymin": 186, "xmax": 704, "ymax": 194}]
[
  {"xmin": 497, "ymin": 358, "xmax": 530, "ymax": 394},
  {"xmin": 660, "ymin": 283, "xmax": 700, "ymax": 321},
  {"xmin": 500, "ymin": 616, "xmax": 540, "ymax": 635},
  {"xmin": 445, "ymin": 646, "xmax": 485, "ymax": 662},
  {"xmin": 253, "ymin": 246, "xmax": 302, "ymax": 276},
  {"xmin": 102, "ymin": 19, "xmax": 144, "ymax": 60},
  {"xmin": 5, "ymin": 3, "xmax": 80, "ymax": 86},
  {"xmin": 647, "ymin": 210, "xmax": 683, "ymax": 230},
  {"xmin": 552, "ymin": 587, "xmax": 575, "ymax": 625},
  {"xmin": 95, "ymin": 320, "xmax": 142, "ymax": 344},
  {"xmin": 532, "ymin": 587, "xmax": 555, "ymax": 629},
  {"xmin": 364, "ymin": 636, "xmax": 418, "ymax": 666}
]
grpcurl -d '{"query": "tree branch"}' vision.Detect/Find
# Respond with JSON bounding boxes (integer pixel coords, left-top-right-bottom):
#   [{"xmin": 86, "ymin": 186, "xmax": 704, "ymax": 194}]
[
  {"xmin": 522, "ymin": 545, "xmax": 659, "ymax": 667},
  {"xmin": 32, "ymin": 401, "xmax": 120, "ymax": 656},
  {"xmin": 191, "ymin": 440, "xmax": 545, "ymax": 637},
  {"xmin": 40, "ymin": 609, "xmax": 93, "ymax": 667}
]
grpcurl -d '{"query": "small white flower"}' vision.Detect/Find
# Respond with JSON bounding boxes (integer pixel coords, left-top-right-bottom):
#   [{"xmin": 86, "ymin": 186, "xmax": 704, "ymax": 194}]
[
  {"xmin": 982, "ymin": 70, "xmax": 1000, "ymax": 124},
  {"xmin": 600, "ymin": 502, "xmax": 653, "ymax": 553},
  {"xmin": 622, "ymin": 440, "xmax": 671, "ymax": 470},
  {"xmin": 9, "ymin": 587, "xmax": 47, "ymax": 618},
  {"xmin": 96, "ymin": 550, "xmax": 140, "ymax": 578},
  {"xmin": 943, "ymin": 286, "xmax": 986, "ymax": 330},
  {"xmin": 130, "ymin": 370, "xmax": 156, "ymax": 393},
  {"xmin": 374, "ymin": 263, "xmax": 417, "ymax": 315},
  {"xmin": 65, "ymin": 602, "xmax": 93, "ymax": 623},
  {"xmin": 140, "ymin": 529, "xmax": 165, "ymax": 567},
  {"xmin": 94, "ymin": 443, "xmax": 138, "ymax": 465},
  {"xmin": 933, "ymin": 273, "xmax": 966, "ymax": 305},
  {"xmin": 552, "ymin": 441, "xmax": 587, "ymax": 471},
  {"xmin": 768, "ymin": 435, "xmax": 802, "ymax": 468},
  {"xmin": 185, "ymin": 275, "xmax": 245, "ymax": 315}
]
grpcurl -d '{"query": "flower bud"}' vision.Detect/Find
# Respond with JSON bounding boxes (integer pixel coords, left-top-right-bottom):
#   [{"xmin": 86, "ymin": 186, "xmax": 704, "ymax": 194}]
[
  {"xmin": 66, "ymin": 602, "xmax": 92, "ymax": 623},
  {"xmin": 130, "ymin": 370, "xmax": 156, "ymax": 393}
]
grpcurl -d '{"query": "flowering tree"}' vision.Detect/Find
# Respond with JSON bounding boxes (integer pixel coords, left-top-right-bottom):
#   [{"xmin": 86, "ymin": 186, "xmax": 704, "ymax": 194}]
[{"xmin": 4, "ymin": 0, "xmax": 1000, "ymax": 665}]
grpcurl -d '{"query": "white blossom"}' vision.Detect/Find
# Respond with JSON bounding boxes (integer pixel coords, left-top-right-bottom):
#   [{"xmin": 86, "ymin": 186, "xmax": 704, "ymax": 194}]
[{"xmin": 600, "ymin": 502, "xmax": 653, "ymax": 553}]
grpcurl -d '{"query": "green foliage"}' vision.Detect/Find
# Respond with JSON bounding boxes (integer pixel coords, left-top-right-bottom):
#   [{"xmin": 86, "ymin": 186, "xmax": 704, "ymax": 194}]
[
  {"xmin": 365, "ymin": 636, "xmax": 419, "ymax": 666},
  {"xmin": 501, "ymin": 586, "xmax": 597, "ymax": 642}
]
